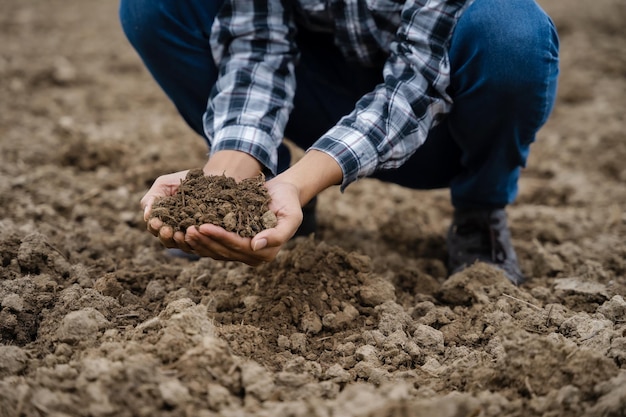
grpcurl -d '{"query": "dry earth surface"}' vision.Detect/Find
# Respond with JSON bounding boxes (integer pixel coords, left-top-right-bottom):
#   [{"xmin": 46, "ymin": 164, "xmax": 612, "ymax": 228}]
[{"xmin": 1, "ymin": 0, "xmax": 625, "ymax": 416}]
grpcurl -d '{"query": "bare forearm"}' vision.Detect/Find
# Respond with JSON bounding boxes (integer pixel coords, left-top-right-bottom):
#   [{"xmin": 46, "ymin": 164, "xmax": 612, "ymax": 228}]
[{"xmin": 274, "ymin": 150, "xmax": 343, "ymax": 206}]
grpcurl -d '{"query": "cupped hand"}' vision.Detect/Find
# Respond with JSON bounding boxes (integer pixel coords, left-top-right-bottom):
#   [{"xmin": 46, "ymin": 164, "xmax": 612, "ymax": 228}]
[
  {"xmin": 141, "ymin": 169, "xmax": 189, "ymax": 222},
  {"xmin": 184, "ymin": 178, "xmax": 303, "ymax": 265},
  {"xmin": 141, "ymin": 151, "xmax": 264, "ymax": 258},
  {"xmin": 140, "ymin": 165, "xmax": 305, "ymax": 265},
  {"xmin": 141, "ymin": 149, "xmax": 339, "ymax": 264},
  {"xmin": 140, "ymin": 169, "xmax": 192, "ymax": 250}
]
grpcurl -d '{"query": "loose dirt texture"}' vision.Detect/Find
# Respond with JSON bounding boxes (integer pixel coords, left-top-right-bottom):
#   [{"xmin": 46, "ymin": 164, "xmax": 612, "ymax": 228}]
[
  {"xmin": 149, "ymin": 170, "xmax": 277, "ymax": 237},
  {"xmin": 1, "ymin": 1, "xmax": 625, "ymax": 416}
]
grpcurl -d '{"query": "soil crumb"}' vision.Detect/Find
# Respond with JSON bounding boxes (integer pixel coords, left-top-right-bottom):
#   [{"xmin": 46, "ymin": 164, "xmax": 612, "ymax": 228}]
[{"xmin": 148, "ymin": 169, "xmax": 277, "ymax": 237}]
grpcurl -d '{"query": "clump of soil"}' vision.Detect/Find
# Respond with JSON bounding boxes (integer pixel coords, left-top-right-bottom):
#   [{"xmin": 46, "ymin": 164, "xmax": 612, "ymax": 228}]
[{"xmin": 148, "ymin": 169, "xmax": 277, "ymax": 237}]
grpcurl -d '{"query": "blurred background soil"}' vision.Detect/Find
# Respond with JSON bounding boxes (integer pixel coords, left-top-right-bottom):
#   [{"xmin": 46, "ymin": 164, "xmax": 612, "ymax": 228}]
[{"xmin": 0, "ymin": 0, "xmax": 625, "ymax": 416}]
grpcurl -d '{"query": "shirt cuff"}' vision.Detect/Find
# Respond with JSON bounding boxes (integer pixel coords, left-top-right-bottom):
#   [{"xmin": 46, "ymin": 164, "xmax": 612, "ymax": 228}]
[
  {"xmin": 310, "ymin": 125, "xmax": 379, "ymax": 191},
  {"xmin": 209, "ymin": 125, "xmax": 279, "ymax": 176}
]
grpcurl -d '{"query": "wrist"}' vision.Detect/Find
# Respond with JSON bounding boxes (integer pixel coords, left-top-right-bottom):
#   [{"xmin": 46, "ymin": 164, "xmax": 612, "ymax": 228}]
[{"xmin": 203, "ymin": 150, "xmax": 263, "ymax": 181}]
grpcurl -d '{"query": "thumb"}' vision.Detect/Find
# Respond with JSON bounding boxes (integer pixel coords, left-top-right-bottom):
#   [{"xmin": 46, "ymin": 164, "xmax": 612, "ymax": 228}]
[
  {"xmin": 141, "ymin": 195, "xmax": 155, "ymax": 221},
  {"xmin": 252, "ymin": 236, "xmax": 268, "ymax": 252},
  {"xmin": 250, "ymin": 216, "xmax": 300, "ymax": 252}
]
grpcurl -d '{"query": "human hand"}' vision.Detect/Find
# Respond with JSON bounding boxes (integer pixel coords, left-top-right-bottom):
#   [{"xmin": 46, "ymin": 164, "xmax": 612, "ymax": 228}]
[
  {"xmin": 183, "ymin": 178, "xmax": 303, "ymax": 265},
  {"xmin": 142, "ymin": 150, "xmax": 265, "ymax": 254},
  {"xmin": 140, "ymin": 150, "xmax": 299, "ymax": 265},
  {"xmin": 179, "ymin": 149, "xmax": 342, "ymax": 264},
  {"xmin": 140, "ymin": 169, "xmax": 191, "ymax": 249},
  {"xmin": 141, "ymin": 149, "xmax": 341, "ymax": 265}
]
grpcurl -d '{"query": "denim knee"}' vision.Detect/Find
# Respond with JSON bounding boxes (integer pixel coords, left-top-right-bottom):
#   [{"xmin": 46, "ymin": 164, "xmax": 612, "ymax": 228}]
[
  {"xmin": 119, "ymin": 0, "xmax": 164, "ymax": 52},
  {"xmin": 452, "ymin": 0, "xmax": 559, "ymax": 93}
]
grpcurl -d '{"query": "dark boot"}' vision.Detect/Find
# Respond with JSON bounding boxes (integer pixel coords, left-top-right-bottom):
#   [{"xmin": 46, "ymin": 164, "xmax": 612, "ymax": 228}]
[{"xmin": 447, "ymin": 208, "xmax": 525, "ymax": 285}]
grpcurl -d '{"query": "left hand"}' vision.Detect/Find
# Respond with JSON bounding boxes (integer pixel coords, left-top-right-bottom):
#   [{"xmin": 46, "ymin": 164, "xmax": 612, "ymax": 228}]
[{"xmin": 184, "ymin": 178, "xmax": 303, "ymax": 265}]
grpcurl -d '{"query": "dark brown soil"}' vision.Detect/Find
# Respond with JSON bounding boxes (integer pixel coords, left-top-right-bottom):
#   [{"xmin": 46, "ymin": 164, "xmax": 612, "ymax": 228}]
[{"xmin": 149, "ymin": 169, "xmax": 277, "ymax": 237}]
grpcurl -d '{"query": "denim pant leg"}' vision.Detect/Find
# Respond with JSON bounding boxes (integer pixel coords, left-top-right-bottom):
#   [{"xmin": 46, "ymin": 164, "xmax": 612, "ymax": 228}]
[
  {"xmin": 374, "ymin": 0, "xmax": 560, "ymax": 209},
  {"xmin": 448, "ymin": 0, "xmax": 559, "ymax": 208},
  {"xmin": 119, "ymin": 0, "xmax": 223, "ymax": 140}
]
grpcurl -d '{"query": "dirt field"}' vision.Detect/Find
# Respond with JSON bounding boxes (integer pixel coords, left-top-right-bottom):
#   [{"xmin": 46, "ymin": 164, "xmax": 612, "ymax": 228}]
[{"xmin": 1, "ymin": 0, "xmax": 625, "ymax": 416}]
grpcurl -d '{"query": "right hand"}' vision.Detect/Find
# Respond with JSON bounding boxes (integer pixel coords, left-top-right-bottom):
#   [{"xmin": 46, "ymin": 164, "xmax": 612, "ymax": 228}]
[{"xmin": 184, "ymin": 178, "xmax": 303, "ymax": 265}]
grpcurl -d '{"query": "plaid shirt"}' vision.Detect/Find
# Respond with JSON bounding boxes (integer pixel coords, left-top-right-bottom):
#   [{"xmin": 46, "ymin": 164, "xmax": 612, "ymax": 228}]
[{"xmin": 206, "ymin": 0, "xmax": 473, "ymax": 189}]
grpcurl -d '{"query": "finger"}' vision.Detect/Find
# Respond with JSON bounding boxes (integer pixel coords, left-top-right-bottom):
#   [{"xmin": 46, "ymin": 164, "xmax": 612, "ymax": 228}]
[
  {"xmin": 251, "ymin": 209, "xmax": 302, "ymax": 251},
  {"xmin": 172, "ymin": 230, "xmax": 196, "ymax": 254},
  {"xmin": 189, "ymin": 226, "xmax": 265, "ymax": 265},
  {"xmin": 141, "ymin": 170, "xmax": 188, "ymax": 220},
  {"xmin": 188, "ymin": 225, "xmax": 249, "ymax": 256},
  {"xmin": 188, "ymin": 234, "xmax": 258, "ymax": 264},
  {"xmin": 158, "ymin": 225, "xmax": 176, "ymax": 245},
  {"xmin": 141, "ymin": 196, "xmax": 155, "ymax": 221},
  {"xmin": 147, "ymin": 217, "xmax": 164, "ymax": 233},
  {"xmin": 195, "ymin": 224, "xmax": 251, "ymax": 252},
  {"xmin": 251, "ymin": 223, "xmax": 294, "ymax": 252}
]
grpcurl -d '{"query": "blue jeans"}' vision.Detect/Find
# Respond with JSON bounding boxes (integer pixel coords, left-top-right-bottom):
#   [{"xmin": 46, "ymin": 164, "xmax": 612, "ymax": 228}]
[{"xmin": 119, "ymin": 0, "xmax": 559, "ymax": 209}]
